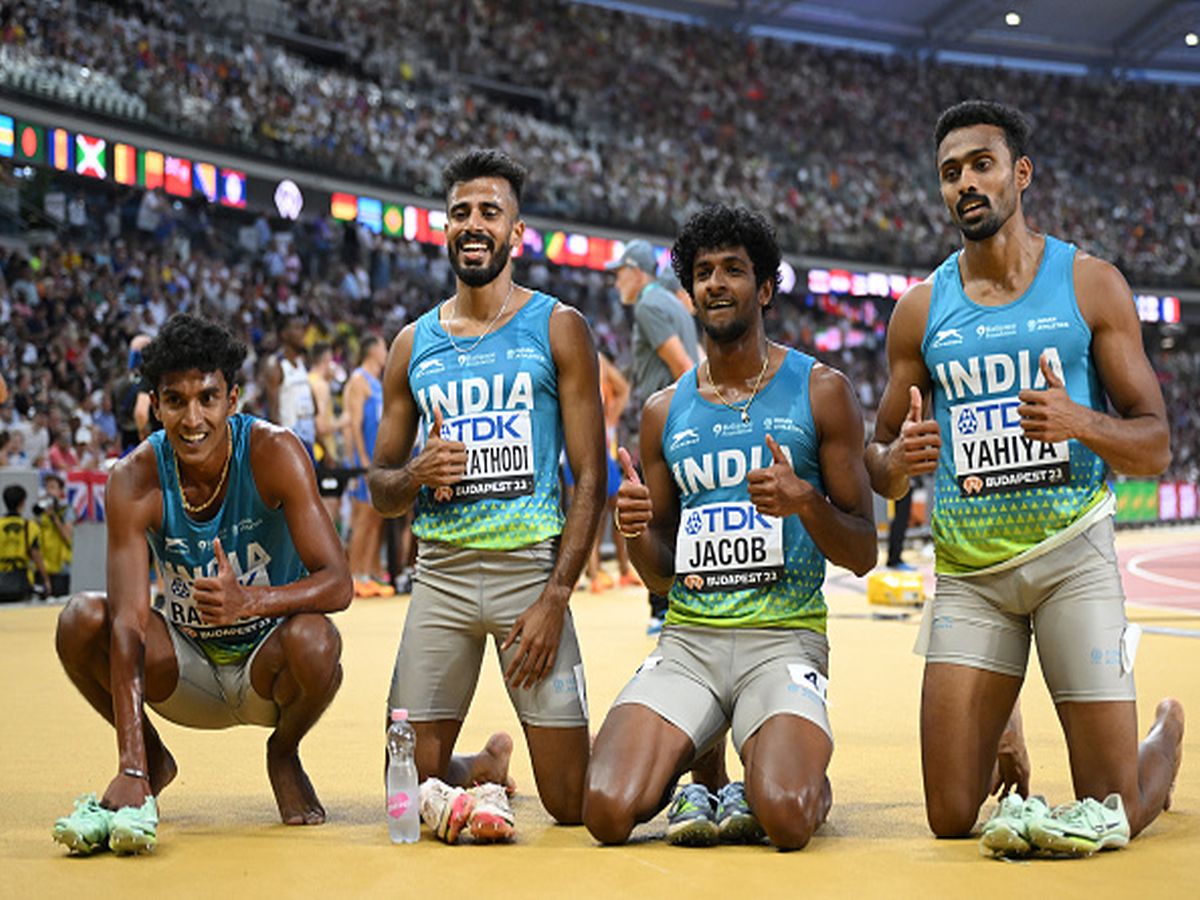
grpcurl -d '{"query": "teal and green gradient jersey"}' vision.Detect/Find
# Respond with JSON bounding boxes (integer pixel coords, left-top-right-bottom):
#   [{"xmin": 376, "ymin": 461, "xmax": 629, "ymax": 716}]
[
  {"xmin": 409, "ymin": 291, "xmax": 565, "ymax": 549},
  {"xmin": 148, "ymin": 414, "xmax": 303, "ymax": 665},
  {"xmin": 663, "ymin": 349, "xmax": 827, "ymax": 631},
  {"xmin": 923, "ymin": 235, "xmax": 1109, "ymax": 575}
]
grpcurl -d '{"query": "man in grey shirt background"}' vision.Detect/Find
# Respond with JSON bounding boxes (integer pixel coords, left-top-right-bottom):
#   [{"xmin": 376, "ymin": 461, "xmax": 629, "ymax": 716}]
[{"xmin": 607, "ymin": 240, "xmax": 698, "ymax": 632}]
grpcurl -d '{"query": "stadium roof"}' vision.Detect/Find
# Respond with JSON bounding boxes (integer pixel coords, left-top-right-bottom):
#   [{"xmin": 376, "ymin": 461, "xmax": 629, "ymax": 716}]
[{"xmin": 582, "ymin": 0, "xmax": 1200, "ymax": 78}]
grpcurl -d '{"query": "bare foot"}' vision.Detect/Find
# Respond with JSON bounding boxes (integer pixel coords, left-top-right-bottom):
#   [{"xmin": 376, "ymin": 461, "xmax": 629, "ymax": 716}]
[
  {"xmin": 468, "ymin": 732, "xmax": 516, "ymax": 795},
  {"xmin": 267, "ymin": 738, "xmax": 326, "ymax": 825},
  {"xmin": 1156, "ymin": 698, "xmax": 1185, "ymax": 811}
]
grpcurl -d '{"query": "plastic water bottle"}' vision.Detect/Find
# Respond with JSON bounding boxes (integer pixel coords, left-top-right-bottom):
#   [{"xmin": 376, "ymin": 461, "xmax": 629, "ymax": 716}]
[{"xmin": 386, "ymin": 708, "xmax": 420, "ymax": 843}]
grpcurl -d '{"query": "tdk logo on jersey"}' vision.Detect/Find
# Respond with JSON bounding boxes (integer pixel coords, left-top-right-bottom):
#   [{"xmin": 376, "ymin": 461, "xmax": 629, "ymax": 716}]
[
  {"xmin": 415, "ymin": 358, "xmax": 445, "ymax": 377},
  {"xmin": 955, "ymin": 401, "xmax": 1020, "ymax": 435},
  {"xmin": 685, "ymin": 504, "xmax": 774, "ymax": 534},
  {"xmin": 930, "ymin": 328, "xmax": 964, "ymax": 349},
  {"xmin": 669, "ymin": 428, "xmax": 700, "ymax": 450},
  {"xmin": 442, "ymin": 413, "xmax": 525, "ymax": 442}
]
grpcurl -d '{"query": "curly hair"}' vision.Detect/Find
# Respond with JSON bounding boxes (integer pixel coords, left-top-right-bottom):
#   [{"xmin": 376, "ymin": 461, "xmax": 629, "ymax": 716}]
[
  {"xmin": 670, "ymin": 204, "xmax": 782, "ymax": 298},
  {"xmin": 441, "ymin": 148, "xmax": 527, "ymax": 207},
  {"xmin": 139, "ymin": 313, "xmax": 247, "ymax": 393},
  {"xmin": 934, "ymin": 99, "xmax": 1032, "ymax": 163}
]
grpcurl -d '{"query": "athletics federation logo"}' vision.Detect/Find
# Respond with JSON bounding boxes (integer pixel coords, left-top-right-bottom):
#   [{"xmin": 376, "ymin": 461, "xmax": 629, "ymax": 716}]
[{"xmin": 930, "ymin": 328, "xmax": 963, "ymax": 349}]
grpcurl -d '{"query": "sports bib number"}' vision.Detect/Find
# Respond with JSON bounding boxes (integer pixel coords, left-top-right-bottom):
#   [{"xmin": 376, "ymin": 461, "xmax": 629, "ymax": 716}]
[
  {"xmin": 438, "ymin": 410, "xmax": 535, "ymax": 501},
  {"xmin": 674, "ymin": 501, "xmax": 784, "ymax": 593},
  {"xmin": 950, "ymin": 398, "xmax": 1070, "ymax": 497}
]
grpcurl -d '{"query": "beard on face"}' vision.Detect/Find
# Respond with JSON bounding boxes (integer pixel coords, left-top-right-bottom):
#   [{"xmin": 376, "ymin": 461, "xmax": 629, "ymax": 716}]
[
  {"xmin": 449, "ymin": 233, "xmax": 513, "ymax": 287},
  {"xmin": 955, "ymin": 192, "xmax": 1012, "ymax": 242},
  {"xmin": 699, "ymin": 307, "xmax": 753, "ymax": 343}
]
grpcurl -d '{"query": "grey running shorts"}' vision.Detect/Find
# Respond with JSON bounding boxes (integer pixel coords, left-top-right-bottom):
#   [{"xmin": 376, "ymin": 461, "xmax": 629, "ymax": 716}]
[
  {"xmin": 915, "ymin": 516, "xmax": 1137, "ymax": 703},
  {"xmin": 148, "ymin": 609, "xmax": 280, "ymax": 728},
  {"xmin": 388, "ymin": 540, "xmax": 588, "ymax": 728},
  {"xmin": 612, "ymin": 624, "xmax": 832, "ymax": 754}
]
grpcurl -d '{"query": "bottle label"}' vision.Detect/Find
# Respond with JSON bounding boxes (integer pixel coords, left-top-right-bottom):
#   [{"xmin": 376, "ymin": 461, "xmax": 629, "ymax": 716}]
[{"xmin": 387, "ymin": 791, "xmax": 412, "ymax": 819}]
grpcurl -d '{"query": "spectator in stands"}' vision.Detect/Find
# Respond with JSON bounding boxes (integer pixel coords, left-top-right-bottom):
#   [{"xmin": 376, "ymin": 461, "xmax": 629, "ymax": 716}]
[{"xmin": 47, "ymin": 428, "xmax": 81, "ymax": 472}]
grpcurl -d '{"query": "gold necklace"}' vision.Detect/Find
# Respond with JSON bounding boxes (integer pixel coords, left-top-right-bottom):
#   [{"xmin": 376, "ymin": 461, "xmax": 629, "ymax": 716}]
[
  {"xmin": 445, "ymin": 282, "xmax": 515, "ymax": 355},
  {"xmin": 176, "ymin": 423, "xmax": 232, "ymax": 516},
  {"xmin": 704, "ymin": 350, "xmax": 771, "ymax": 424}
]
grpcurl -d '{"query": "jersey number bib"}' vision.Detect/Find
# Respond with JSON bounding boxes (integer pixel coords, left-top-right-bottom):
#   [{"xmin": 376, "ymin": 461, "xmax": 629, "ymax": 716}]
[
  {"xmin": 674, "ymin": 501, "xmax": 784, "ymax": 592},
  {"xmin": 950, "ymin": 397, "xmax": 1070, "ymax": 496},
  {"xmin": 440, "ymin": 410, "xmax": 535, "ymax": 501}
]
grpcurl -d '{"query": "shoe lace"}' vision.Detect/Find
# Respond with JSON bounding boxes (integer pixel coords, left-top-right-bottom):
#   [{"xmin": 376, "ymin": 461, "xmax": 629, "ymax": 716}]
[
  {"xmin": 73, "ymin": 793, "xmax": 101, "ymax": 813},
  {"xmin": 1050, "ymin": 797, "xmax": 1105, "ymax": 829},
  {"xmin": 472, "ymin": 782, "xmax": 511, "ymax": 811},
  {"xmin": 717, "ymin": 781, "xmax": 747, "ymax": 811},
  {"xmin": 673, "ymin": 783, "xmax": 714, "ymax": 816}
]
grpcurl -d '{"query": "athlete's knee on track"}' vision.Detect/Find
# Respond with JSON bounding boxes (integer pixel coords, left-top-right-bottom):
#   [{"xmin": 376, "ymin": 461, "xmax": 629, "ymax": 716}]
[
  {"xmin": 581, "ymin": 779, "xmax": 639, "ymax": 844},
  {"xmin": 540, "ymin": 781, "xmax": 584, "ymax": 826},
  {"xmin": 753, "ymin": 779, "xmax": 824, "ymax": 850},
  {"xmin": 924, "ymin": 788, "xmax": 981, "ymax": 838}
]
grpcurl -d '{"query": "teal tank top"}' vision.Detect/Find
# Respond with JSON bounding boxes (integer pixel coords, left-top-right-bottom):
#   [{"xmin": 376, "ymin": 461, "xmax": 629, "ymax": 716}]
[
  {"xmin": 148, "ymin": 414, "xmax": 306, "ymax": 664},
  {"xmin": 662, "ymin": 349, "xmax": 827, "ymax": 631},
  {"xmin": 923, "ymin": 235, "xmax": 1108, "ymax": 574},
  {"xmin": 408, "ymin": 291, "xmax": 565, "ymax": 549}
]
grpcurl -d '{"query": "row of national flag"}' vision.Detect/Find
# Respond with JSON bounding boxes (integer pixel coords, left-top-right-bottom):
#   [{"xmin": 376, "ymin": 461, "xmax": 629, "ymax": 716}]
[{"xmin": 0, "ymin": 114, "xmax": 246, "ymax": 207}]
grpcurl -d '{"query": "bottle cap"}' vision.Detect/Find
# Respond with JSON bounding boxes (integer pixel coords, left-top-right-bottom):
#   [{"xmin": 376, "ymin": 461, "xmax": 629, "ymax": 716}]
[{"xmin": 390, "ymin": 708, "xmax": 409, "ymax": 722}]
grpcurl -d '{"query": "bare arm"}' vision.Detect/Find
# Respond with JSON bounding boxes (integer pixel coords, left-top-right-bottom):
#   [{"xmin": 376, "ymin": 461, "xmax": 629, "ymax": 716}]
[
  {"xmin": 311, "ymin": 377, "xmax": 334, "ymax": 439},
  {"xmin": 500, "ymin": 305, "xmax": 606, "ymax": 688},
  {"xmin": 28, "ymin": 536, "xmax": 50, "ymax": 588},
  {"xmin": 614, "ymin": 388, "xmax": 679, "ymax": 596},
  {"xmin": 367, "ymin": 324, "xmax": 468, "ymax": 517},
  {"xmin": 599, "ymin": 354, "xmax": 631, "ymax": 428},
  {"xmin": 133, "ymin": 391, "xmax": 152, "ymax": 441},
  {"xmin": 655, "ymin": 334, "xmax": 693, "ymax": 380},
  {"xmin": 747, "ymin": 364, "xmax": 877, "ymax": 576},
  {"xmin": 262, "ymin": 358, "xmax": 282, "ymax": 425},
  {"xmin": 865, "ymin": 283, "xmax": 940, "ymax": 499},
  {"xmin": 103, "ymin": 448, "xmax": 162, "ymax": 809},
  {"xmin": 345, "ymin": 372, "xmax": 369, "ymax": 466},
  {"xmin": 1017, "ymin": 256, "xmax": 1169, "ymax": 476},
  {"xmin": 191, "ymin": 424, "xmax": 352, "ymax": 623}
]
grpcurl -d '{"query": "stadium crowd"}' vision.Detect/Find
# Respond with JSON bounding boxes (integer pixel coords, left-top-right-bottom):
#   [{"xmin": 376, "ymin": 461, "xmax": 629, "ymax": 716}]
[
  {"xmin": 0, "ymin": 0, "xmax": 1197, "ymax": 286},
  {"xmin": 0, "ymin": 2, "xmax": 1195, "ymax": 581},
  {"xmin": 1, "ymin": 175, "xmax": 1195, "ymax": 486}
]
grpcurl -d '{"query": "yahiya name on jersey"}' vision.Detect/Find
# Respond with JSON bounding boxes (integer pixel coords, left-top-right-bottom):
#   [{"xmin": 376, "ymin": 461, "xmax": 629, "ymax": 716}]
[{"xmin": 951, "ymin": 397, "xmax": 1070, "ymax": 497}]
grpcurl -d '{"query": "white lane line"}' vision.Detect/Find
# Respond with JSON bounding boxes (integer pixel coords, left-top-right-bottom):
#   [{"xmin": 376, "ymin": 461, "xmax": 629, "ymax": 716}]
[
  {"xmin": 1142, "ymin": 626, "xmax": 1200, "ymax": 639},
  {"xmin": 1126, "ymin": 547, "xmax": 1200, "ymax": 591}
]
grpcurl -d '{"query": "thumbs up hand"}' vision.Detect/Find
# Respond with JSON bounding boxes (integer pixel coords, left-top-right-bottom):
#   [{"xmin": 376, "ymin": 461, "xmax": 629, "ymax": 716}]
[
  {"xmin": 747, "ymin": 434, "xmax": 812, "ymax": 517},
  {"xmin": 412, "ymin": 406, "xmax": 468, "ymax": 500},
  {"xmin": 193, "ymin": 537, "xmax": 250, "ymax": 625},
  {"xmin": 613, "ymin": 447, "xmax": 651, "ymax": 539},
  {"xmin": 894, "ymin": 385, "xmax": 941, "ymax": 477},
  {"xmin": 1017, "ymin": 352, "xmax": 1080, "ymax": 444}
]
